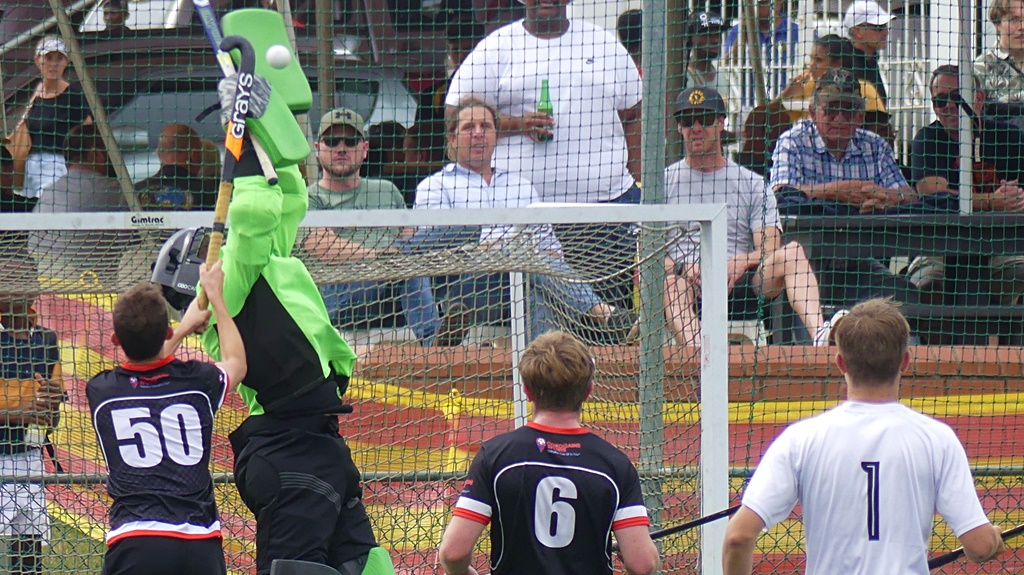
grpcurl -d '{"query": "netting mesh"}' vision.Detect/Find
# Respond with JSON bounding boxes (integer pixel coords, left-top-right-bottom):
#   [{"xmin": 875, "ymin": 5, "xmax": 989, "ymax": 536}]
[{"xmin": 1, "ymin": 0, "xmax": 1024, "ymax": 573}]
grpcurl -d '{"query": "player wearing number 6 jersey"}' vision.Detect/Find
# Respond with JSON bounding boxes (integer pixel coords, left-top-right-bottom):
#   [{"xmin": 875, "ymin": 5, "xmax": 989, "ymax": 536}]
[
  {"xmin": 86, "ymin": 262, "xmax": 246, "ymax": 575},
  {"xmin": 438, "ymin": 332, "xmax": 659, "ymax": 575},
  {"xmin": 723, "ymin": 298, "xmax": 1005, "ymax": 575}
]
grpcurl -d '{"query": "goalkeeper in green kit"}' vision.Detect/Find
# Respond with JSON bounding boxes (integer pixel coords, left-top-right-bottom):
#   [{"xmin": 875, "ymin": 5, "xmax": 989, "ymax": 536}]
[{"xmin": 151, "ymin": 10, "xmax": 396, "ymax": 575}]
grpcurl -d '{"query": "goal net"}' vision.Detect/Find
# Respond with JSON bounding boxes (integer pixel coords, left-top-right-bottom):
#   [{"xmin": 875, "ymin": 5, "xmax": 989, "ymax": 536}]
[{"xmin": 0, "ymin": 205, "xmax": 730, "ymax": 574}]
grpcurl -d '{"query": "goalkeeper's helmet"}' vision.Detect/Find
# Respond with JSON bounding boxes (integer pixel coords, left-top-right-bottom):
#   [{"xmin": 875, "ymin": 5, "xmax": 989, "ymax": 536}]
[{"xmin": 151, "ymin": 227, "xmax": 211, "ymax": 311}]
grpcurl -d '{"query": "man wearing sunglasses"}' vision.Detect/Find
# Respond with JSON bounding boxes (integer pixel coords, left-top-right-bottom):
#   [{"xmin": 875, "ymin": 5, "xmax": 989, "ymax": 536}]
[
  {"xmin": 769, "ymin": 69, "xmax": 921, "ymax": 320},
  {"xmin": 663, "ymin": 87, "xmax": 840, "ymax": 346},
  {"xmin": 302, "ymin": 108, "xmax": 440, "ymax": 344},
  {"xmin": 770, "ymin": 68, "xmax": 913, "ymax": 211},
  {"xmin": 907, "ymin": 65, "xmax": 1024, "ymax": 304},
  {"xmin": 843, "ymin": 0, "xmax": 893, "ymax": 106}
]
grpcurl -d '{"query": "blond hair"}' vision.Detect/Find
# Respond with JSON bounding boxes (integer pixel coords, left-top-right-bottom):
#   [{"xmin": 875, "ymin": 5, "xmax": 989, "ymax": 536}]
[
  {"xmin": 990, "ymin": 0, "xmax": 1023, "ymax": 23},
  {"xmin": 834, "ymin": 298, "xmax": 910, "ymax": 386},
  {"xmin": 519, "ymin": 332, "xmax": 595, "ymax": 412}
]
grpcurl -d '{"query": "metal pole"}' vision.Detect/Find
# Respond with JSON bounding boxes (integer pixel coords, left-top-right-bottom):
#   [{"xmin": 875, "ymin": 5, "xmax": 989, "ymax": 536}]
[
  {"xmin": 958, "ymin": 0, "xmax": 974, "ymax": 215},
  {"xmin": 509, "ymin": 271, "xmax": 529, "ymax": 428},
  {"xmin": 275, "ymin": 0, "xmax": 321, "ymax": 182},
  {"xmin": 699, "ymin": 205, "xmax": 729, "ymax": 575},
  {"xmin": 742, "ymin": 0, "xmax": 769, "ymax": 105},
  {"xmin": 640, "ymin": 0, "xmax": 669, "ymax": 538},
  {"xmin": 47, "ymin": 0, "xmax": 139, "ymax": 210},
  {"xmin": 315, "ymin": 0, "xmax": 337, "ymax": 120}
]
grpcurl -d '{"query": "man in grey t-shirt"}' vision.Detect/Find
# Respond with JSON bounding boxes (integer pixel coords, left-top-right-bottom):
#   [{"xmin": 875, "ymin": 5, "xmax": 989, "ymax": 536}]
[
  {"xmin": 302, "ymin": 108, "xmax": 438, "ymax": 341},
  {"xmin": 664, "ymin": 88, "xmax": 839, "ymax": 346}
]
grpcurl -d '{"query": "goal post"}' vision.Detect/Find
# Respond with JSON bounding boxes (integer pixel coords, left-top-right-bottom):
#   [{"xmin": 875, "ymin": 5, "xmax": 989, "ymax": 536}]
[{"xmin": 0, "ymin": 203, "xmax": 729, "ymax": 573}]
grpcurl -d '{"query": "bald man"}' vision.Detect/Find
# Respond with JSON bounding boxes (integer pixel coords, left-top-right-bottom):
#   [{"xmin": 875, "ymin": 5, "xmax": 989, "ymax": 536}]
[{"xmin": 135, "ymin": 123, "xmax": 206, "ymax": 210}]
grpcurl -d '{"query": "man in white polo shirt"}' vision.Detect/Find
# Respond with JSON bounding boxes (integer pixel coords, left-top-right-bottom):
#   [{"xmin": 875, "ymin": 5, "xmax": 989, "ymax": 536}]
[
  {"xmin": 722, "ymin": 298, "xmax": 1006, "ymax": 575},
  {"xmin": 404, "ymin": 96, "xmax": 635, "ymax": 346}
]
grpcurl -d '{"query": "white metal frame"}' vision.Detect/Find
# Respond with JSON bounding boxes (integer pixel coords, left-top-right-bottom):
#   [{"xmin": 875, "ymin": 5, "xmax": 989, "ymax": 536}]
[{"xmin": 0, "ymin": 204, "xmax": 730, "ymax": 571}]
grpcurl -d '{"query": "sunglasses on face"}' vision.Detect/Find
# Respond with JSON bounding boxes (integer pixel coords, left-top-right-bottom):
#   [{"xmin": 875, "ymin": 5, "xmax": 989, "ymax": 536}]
[
  {"xmin": 321, "ymin": 135, "xmax": 363, "ymax": 148},
  {"xmin": 821, "ymin": 101, "xmax": 865, "ymax": 119},
  {"xmin": 678, "ymin": 113, "xmax": 719, "ymax": 128},
  {"xmin": 931, "ymin": 91, "xmax": 961, "ymax": 109},
  {"xmin": 858, "ymin": 23, "xmax": 888, "ymax": 31}
]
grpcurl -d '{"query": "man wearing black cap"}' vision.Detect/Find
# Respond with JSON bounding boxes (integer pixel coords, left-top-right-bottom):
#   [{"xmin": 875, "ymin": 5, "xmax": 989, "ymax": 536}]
[
  {"xmin": 684, "ymin": 11, "xmax": 728, "ymax": 97},
  {"xmin": 663, "ymin": 86, "xmax": 837, "ymax": 346}
]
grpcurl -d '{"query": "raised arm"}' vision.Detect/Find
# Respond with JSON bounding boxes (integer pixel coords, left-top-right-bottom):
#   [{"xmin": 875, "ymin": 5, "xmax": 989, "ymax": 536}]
[{"xmin": 200, "ymin": 260, "xmax": 247, "ymax": 390}]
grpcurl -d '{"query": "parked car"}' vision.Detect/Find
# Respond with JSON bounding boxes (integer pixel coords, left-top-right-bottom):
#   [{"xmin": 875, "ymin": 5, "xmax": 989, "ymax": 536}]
[{"xmin": 3, "ymin": 35, "xmax": 417, "ymax": 184}]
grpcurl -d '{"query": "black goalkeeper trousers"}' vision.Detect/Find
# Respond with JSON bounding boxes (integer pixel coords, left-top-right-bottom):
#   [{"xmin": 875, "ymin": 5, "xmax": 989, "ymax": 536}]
[{"xmin": 230, "ymin": 414, "xmax": 378, "ymax": 575}]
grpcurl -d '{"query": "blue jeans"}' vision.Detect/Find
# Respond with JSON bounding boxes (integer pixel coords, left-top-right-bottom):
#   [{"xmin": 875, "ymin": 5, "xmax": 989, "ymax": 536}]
[
  {"xmin": 320, "ymin": 277, "xmax": 439, "ymax": 341},
  {"xmin": 428, "ymin": 252, "xmax": 603, "ymax": 343},
  {"xmin": 552, "ymin": 183, "xmax": 640, "ymax": 311}
]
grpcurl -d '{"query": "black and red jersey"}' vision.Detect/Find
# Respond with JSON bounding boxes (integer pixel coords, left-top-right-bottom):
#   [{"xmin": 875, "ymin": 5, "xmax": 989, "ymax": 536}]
[
  {"xmin": 452, "ymin": 422, "xmax": 650, "ymax": 575},
  {"xmin": 86, "ymin": 356, "xmax": 227, "ymax": 545}
]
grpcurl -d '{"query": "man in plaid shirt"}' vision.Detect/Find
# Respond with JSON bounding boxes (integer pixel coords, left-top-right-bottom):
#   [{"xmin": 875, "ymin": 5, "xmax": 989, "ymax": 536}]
[
  {"xmin": 769, "ymin": 68, "xmax": 916, "ymax": 213},
  {"xmin": 767, "ymin": 68, "xmax": 921, "ymax": 321}
]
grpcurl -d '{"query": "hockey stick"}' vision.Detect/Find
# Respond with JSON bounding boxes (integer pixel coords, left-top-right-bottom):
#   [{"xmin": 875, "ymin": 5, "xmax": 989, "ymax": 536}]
[
  {"xmin": 613, "ymin": 505, "xmax": 740, "ymax": 552},
  {"xmin": 195, "ymin": 34, "xmax": 257, "ymax": 309},
  {"xmin": 648, "ymin": 504, "xmax": 741, "ymax": 541},
  {"xmin": 192, "ymin": 0, "xmax": 278, "ymax": 185},
  {"xmin": 927, "ymin": 522, "xmax": 1024, "ymax": 570}
]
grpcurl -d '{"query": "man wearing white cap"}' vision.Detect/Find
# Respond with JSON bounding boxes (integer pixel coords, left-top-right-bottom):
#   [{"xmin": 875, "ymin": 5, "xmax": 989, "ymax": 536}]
[{"xmin": 843, "ymin": 0, "xmax": 894, "ymax": 105}]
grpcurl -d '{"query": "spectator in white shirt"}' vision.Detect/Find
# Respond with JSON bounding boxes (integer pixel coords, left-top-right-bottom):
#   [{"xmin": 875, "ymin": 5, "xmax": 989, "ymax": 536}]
[{"xmin": 403, "ymin": 96, "xmax": 635, "ymax": 346}]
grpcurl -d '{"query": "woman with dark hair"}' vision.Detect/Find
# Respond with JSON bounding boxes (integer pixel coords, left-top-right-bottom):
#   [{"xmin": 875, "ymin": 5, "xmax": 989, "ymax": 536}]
[
  {"xmin": 776, "ymin": 34, "xmax": 885, "ymax": 117},
  {"xmin": 737, "ymin": 34, "xmax": 889, "ymax": 175},
  {"xmin": 15, "ymin": 36, "xmax": 92, "ymax": 211}
]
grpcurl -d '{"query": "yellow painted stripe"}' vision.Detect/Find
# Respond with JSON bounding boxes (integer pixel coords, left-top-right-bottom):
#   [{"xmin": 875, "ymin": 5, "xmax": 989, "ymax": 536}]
[{"xmin": 48, "ymin": 500, "xmax": 108, "ymax": 542}]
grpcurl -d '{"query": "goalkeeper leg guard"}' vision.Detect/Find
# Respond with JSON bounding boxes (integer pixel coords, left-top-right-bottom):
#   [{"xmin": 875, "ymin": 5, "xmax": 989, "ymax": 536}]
[{"xmin": 337, "ymin": 547, "xmax": 396, "ymax": 575}]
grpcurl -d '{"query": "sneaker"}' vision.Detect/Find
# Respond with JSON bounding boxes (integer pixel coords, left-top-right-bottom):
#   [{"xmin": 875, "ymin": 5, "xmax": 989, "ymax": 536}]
[
  {"xmin": 813, "ymin": 309, "xmax": 850, "ymax": 347},
  {"xmin": 433, "ymin": 303, "xmax": 472, "ymax": 347}
]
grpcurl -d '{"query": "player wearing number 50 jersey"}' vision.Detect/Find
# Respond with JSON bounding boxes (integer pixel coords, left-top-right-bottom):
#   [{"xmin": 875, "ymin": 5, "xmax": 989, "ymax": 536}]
[
  {"xmin": 723, "ymin": 299, "xmax": 1005, "ymax": 575},
  {"xmin": 438, "ymin": 332, "xmax": 659, "ymax": 575},
  {"xmin": 87, "ymin": 262, "xmax": 246, "ymax": 575}
]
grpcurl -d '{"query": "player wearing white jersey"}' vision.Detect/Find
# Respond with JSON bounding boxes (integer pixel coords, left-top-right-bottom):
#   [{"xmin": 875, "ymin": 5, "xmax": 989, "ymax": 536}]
[{"xmin": 722, "ymin": 298, "xmax": 1005, "ymax": 575}]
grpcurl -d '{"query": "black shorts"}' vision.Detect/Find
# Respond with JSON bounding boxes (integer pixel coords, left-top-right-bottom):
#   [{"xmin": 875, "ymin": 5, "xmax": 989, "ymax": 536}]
[
  {"xmin": 230, "ymin": 416, "xmax": 378, "ymax": 575},
  {"xmin": 676, "ymin": 266, "xmax": 767, "ymax": 320},
  {"xmin": 102, "ymin": 535, "xmax": 225, "ymax": 575}
]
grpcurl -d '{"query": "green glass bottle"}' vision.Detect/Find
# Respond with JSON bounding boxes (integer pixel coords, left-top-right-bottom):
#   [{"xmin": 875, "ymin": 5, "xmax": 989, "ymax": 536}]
[{"xmin": 536, "ymin": 79, "xmax": 554, "ymax": 142}]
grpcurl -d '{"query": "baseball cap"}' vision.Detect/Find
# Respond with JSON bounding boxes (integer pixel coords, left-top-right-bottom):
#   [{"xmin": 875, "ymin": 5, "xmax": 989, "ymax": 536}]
[
  {"xmin": 318, "ymin": 108, "xmax": 366, "ymax": 139},
  {"xmin": 842, "ymin": 0, "xmax": 893, "ymax": 35},
  {"xmin": 813, "ymin": 69, "xmax": 866, "ymax": 106},
  {"xmin": 35, "ymin": 37, "xmax": 68, "ymax": 58},
  {"xmin": 686, "ymin": 11, "xmax": 725, "ymax": 36},
  {"xmin": 673, "ymin": 87, "xmax": 727, "ymax": 116}
]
